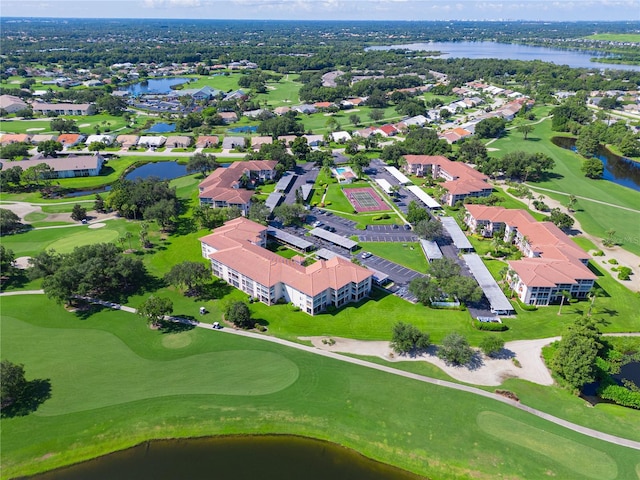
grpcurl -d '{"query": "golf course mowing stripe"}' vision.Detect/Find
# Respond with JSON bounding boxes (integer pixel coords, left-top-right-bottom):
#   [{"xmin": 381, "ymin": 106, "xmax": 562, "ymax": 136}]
[
  {"xmin": 476, "ymin": 411, "xmax": 618, "ymax": 480},
  {"xmin": 2, "ymin": 316, "xmax": 299, "ymax": 415}
]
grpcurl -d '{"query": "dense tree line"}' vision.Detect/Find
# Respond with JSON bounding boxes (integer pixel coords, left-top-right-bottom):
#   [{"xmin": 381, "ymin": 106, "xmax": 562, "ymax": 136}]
[{"xmin": 106, "ymin": 177, "xmax": 178, "ymax": 222}]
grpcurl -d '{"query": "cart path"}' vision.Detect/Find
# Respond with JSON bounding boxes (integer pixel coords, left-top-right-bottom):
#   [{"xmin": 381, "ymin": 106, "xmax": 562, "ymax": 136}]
[{"xmin": 2, "ymin": 291, "xmax": 639, "ymax": 450}]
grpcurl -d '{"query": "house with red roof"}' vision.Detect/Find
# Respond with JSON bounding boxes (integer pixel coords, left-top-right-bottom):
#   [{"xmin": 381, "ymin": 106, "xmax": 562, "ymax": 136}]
[
  {"xmin": 375, "ymin": 124, "xmax": 398, "ymax": 137},
  {"xmin": 198, "ymin": 160, "xmax": 278, "ymax": 216},
  {"xmin": 402, "ymin": 155, "xmax": 492, "ymax": 206},
  {"xmin": 464, "ymin": 205, "xmax": 596, "ymax": 306},
  {"xmin": 200, "ymin": 217, "xmax": 373, "ymax": 315}
]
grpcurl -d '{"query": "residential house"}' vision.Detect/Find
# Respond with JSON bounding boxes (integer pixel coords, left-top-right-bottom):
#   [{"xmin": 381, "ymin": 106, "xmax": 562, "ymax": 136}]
[
  {"xmin": 303, "ymin": 134, "xmax": 325, "ymax": 147},
  {"xmin": 199, "ymin": 217, "xmax": 373, "ymax": 315},
  {"xmin": 277, "ymin": 135, "xmax": 298, "ymax": 146},
  {"xmin": 222, "ymin": 136, "xmax": 246, "ymax": 150},
  {"xmin": 313, "ymin": 101, "xmax": 336, "ymax": 110},
  {"xmin": 402, "ymin": 155, "xmax": 492, "ymax": 206},
  {"xmin": 375, "ymin": 124, "xmax": 398, "ymax": 137},
  {"xmin": 0, "ymin": 133, "xmax": 31, "ymax": 145},
  {"xmin": 218, "ymin": 111, "xmax": 238, "ymax": 124},
  {"xmin": 223, "ymin": 90, "xmax": 247, "ymax": 102},
  {"xmin": 331, "ymin": 131, "xmax": 352, "ymax": 143},
  {"xmin": 0, "ymin": 95, "xmax": 28, "ymax": 114},
  {"xmin": 353, "ymin": 127, "xmax": 377, "ymax": 138},
  {"xmin": 195, "ymin": 136, "xmax": 219, "ymax": 148},
  {"xmin": 243, "ymin": 109, "xmax": 272, "ymax": 119},
  {"xmin": 341, "ymin": 97, "xmax": 367, "ymax": 108},
  {"xmin": 31, "ymin": 102, "xmax": 95, "ymax": 116},
  {"xmin": 464, "ymin": 205, "xmax": 596, "ymax": 306},
  {"xmin": 5, "ymin": 154, "xmax": 104, "ymax": 178},
  {"xmin": 274, "ymin": 106, "xmax": 291, "ymax": 116},
  {"xmin": 176, "ymin": 86, "xmax": 221, "ymax": 101},
  {"xmin": 251, "ymin": 136, "xmax": 273, "ymax": 150},
  {"xmin": 85, "ymin": 134, "xmax": 115, "ymax": 146},
  {"xmin": 57, "ymin": 133, "xmax": 85, "ymax": 148},
  {"xmin": 440, "ymin": 127, "xmax": 473, "ymax": 144},
  {"xmin": 165, "ymin": 136, "xmax": 192, "ymax": 148},
  {"xmin": 292, "ymin": 104, "xmax": 317, "ymax": 114},
  {"xmin": 30, "ymin": 134, "xmax": 58, "ymax": 144},
  {"xmin": 198, "ymin": 160, "xmax": 278, "ymax": 215},
  {"xmin": 116, "ymin": 135, "xmax": 140, "ymax": 148},
  {"xmin": 138, "ymin": 136, "xmax": 167, "ymax": 148}
]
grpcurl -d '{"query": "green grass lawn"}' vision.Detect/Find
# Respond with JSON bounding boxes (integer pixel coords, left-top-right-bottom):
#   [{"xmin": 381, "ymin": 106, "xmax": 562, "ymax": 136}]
[
  {"xmin": 254, "ymin": 74, "xmax": 302, "ymax": 107},
  {"xmin": 488, "ymin": 118, "xmax": 640, "ymax": 256},
  {"xmin": 585, "ymin": 33, "xmax": 640, "ymax": 42},
  {"xmin": 359, "ymin": 242, "xmax": 428, "ymax": 273},
  {"xmin": 0, "ymin": 113, "xmax": 131, "ymax": 135},
  {"xmin": 3, "ymin": 294, "xmax": 639, "ymax": 480}
]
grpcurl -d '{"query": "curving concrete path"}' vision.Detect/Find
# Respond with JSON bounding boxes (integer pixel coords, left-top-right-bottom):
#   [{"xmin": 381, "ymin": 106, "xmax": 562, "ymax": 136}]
[{"xmin": 1, "ymin": 290, "xmax": 639, "ymax": 450}]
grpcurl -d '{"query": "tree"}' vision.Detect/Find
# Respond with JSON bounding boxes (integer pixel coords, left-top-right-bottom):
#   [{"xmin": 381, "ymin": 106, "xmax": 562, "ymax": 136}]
[
  {"xmin": 474, "ymin": 117, "xmax": 506, "ymax": 139},
  {"xmin": 517, "ymin": 124, "xmax": 534, "ymax": 140},
  {"xmin": 567, "ymin": 194, "xmax": 577, "ymax": 212},
  {"xmin": 408, "ymin": 276, "xmax": 441, "ymax": 306},
  {"xmin": 0, "ymin": 208, "xmax": 22, "ymax": 234},
  {"xmin": 143, "ymin": 198, "xmax": 178, "ymax": 230},
  {"xmin": 94, "ymin": 194, "xmax": 106, "ymax": 213},
  {"xmin": 96, "ymin": 94, "xmax": 127, "ymax": 115},
  {"xmin": 413, "ymin": 219, "xmax": 443, "ymax": 240},
  {"xmin": 368, "ymin": 109, "xmax": 384, "ymax": 122},
  {"xmin": 36, "ymin": 140, "xmax": 63, "ymax": 157},
  {"xmin": 0, "ymin": 245, "xmax": 16, "ymax": 277},
  {"xmin": 581, "ymin": 158, "xmax": 604, "ymax": 179},
  {"xmin": 164, "ymin": 261, "xmax": 211, "ymax": 296},
  {"xmin": 575, "ymin": 132, "xmax": 600, "ymax": 158},
  {"xmin": 349, "ymin": 114, "xmax": 361, "ymax": 126},
  {"xmin": 557, "ymin": 289, "xmax": 571, "ymax": 315},
  {"xmin": 70, "ymin": 204, "xmax": 87, "ymax": 222},
  {"xmin": 390, "ymin": 322, "xmax": 430, "ymax": 354},
  {"xmin": 88, "ymin": 141, "xmax": 107, "ymax": 153},
  {"xmin": 291, "ymin": 136, "xmax": 310, "ymax": 161},
  {"xmin": 603, "ymin": 228, "xmax": 616, "ymax": 247},
  {"xmin": 479, "ymin": 336, "xmax": 505, "ymax": 357},
  {"xmin": 429, "ymin": 257, "xmax": 461, "ymax": 281},
  {"xmin": 0, "ymin": 142, "xmax": 30, "ymax": 160},
  {"xmin": 0, "ymin": 360, "xmax": 27, "ymax": 410},
  {"xmin": 445, "ymin": 276, "xmax": 483, "ymax": 304},
  {"xmin": 456, "ymin": 137, "xmax": 488, "ymax": 164},
  {"xmin": 438, "ymin": 333, "xmax": 474, "ymax": 365},
  {"xmin": 406, "ymin": 200, "xmax": 429, "ymax": 224},
  {"xmin": 551, "ymin": 318, "xmax": 602, "ymax": 390},
  {"xmin": 248, "ymin": 201, "xmax": 271, "ymax": 225},
  {"xmin": 139, "ymin": 221, "xmax": 150, "ymax": 249},
  {"xmin": 137, "ymin": 295, "xmax": 173, "ymax": 328},
  {"xmin": 186, "ymin": 152, "xmax": 218, "ymax": 176},
  {"xmin": 49, "ymin": 118, "xmax": 78, "ymax": 134},
  {"xmin": 548, "ymin": 208, "xmax": 574, "ymax": 230},
  {"xmin": 273, "ymin": 203, "xmax": 306, "ymax": 226},
  {"xmin": 225, "ymin": 301, "xmax": 252, "ymax": 328}
]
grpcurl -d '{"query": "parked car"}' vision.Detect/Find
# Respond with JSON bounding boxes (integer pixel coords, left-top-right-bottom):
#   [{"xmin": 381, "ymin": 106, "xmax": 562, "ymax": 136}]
[
  {"xmin": 361, "ymin": 251, "xmax": 373, "ymax": 259},
  {"xmin": 403, "ymin": 224, "xmax": 412, "ymax": 230},
  {"xmin": 392, "ymin": 224, "xmax": 399, "ymax": 229},
  {"xmin": 313, "ymin": 221, "xmax": 323, "ymax": 227}
]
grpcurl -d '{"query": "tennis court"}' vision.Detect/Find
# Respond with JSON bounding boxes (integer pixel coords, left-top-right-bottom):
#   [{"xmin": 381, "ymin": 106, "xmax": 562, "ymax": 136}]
[{"xmin": 343, "ymin": 187, "xmax": 389, "ymax": 212}]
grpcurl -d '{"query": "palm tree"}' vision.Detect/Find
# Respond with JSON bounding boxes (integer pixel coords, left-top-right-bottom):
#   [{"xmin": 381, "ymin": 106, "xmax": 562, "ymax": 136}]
[
  {"xmin": 587, "ymin": 287, "xmax": 604, "ymax": 317},
  {"xmin": 125, "ymin": 231, "xmax": 133, "ymax": 251},
  {"xmin": 557, "ymin": 290, "xmax": 571, "ymax": 315},
  {"xmin": 567, "ymin": 194, "xmax": 577, "ymax": 212}
]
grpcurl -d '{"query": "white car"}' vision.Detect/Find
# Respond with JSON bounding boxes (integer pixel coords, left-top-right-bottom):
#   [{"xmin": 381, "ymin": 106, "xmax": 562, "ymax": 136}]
[{"xmin": 361, "ymin": 252, "xmax": 372, "ymax": 259}]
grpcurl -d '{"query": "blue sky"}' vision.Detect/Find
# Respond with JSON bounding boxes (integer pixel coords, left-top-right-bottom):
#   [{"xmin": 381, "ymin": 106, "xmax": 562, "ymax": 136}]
[{"xmin": 2, "ymin": 0, "xmax": 639, "ymax": 21}]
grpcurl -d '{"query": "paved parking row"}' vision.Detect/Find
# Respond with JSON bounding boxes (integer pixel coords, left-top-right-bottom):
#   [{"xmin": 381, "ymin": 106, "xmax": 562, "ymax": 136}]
[
  {"xmin": 360, "ymin": 255, "xmax": 424, "ymax": 286},
  {"xmin": 358, "ymin": 234, "xmax": 417, "ymax": 242}
]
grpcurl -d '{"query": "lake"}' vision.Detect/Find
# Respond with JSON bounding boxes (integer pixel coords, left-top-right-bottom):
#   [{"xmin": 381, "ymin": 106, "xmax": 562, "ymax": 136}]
[
  {"xmin": 124, "ymin": 161, "xmax": 187, "ymax": 181},
  {"xmin": 366, "ymin": 41, "xmax": 640, "ymax": 71},
  {"xmin": 551, "ymin": 136, "xmax": 640, "ymax": 191},
  {"xmin": 30, "ymin": 435, "xmax": 425, "ymax": 480},
  {"xmin": 125, "ymin": 77, "xmax": 193, "ymax": 95}
]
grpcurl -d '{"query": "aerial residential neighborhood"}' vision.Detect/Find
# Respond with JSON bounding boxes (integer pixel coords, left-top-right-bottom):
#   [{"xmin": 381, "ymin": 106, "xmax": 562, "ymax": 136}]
[{"xmin": 1, "ymin": 13, "xmax": 639, "ymax": 480}]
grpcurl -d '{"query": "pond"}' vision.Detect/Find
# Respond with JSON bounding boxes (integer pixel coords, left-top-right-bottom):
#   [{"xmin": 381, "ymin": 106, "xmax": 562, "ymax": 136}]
[
  {"xmin": 228, "ymin": 126, "xmax": 258, "ymax": 133},
  {"xmin": 30, "ymin": 435, "xmax": 424, "ymax": 480},
  {"xmin": 125, "ymin": 77, "xmax": 193, "ymax": 95},
  {"xmin": 613, "ymin": 361, "xmax": 640, "ymax": 389},
  {"xmin": 63, "ymin": 162, "xmax": 188, "ymax": 197},
  {"xmin": 124, "ymin": 161, "xmax": 187, "ymax": 181},
  {"xmin": 551, "ymin": 136, "xmax": 640, "ymax": 191},
  {"xmin": 366, "ymin": 41, "xmax": 640, "ymax": 71},
  {"xmin": 146, "ymin": 122, "xmax": 176, "ymax": 133}
]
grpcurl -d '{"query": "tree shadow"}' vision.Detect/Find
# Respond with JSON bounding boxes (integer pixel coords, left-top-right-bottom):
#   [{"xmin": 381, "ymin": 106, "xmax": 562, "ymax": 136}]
[
  {"xmin": 252, "ymin": 317, "xmax": 270, "ymax": 327},
  {"xmin": 0, "ymin": 270, "xmax": 31, "ymax": 291},
  {"xmin": 195, "ymin": 280, "xmax": 232, "ymax": 301},
  {"xmin": 1, "ymin": 378, "xmax": 52, "ymax": 418},
  {"xmin": 465, "ymin": 352, "xmax": 485, "ymax": 371},
  {"xmin": 490, "ymin": 348, "xmax": 516, "ymax": 360},
  {"xmin": 159, "ymin": 317, "xmax": 196, "ymax": 333},
  {"xmin": 74, "ymin": 302, "xmax": 109, "ymax": 320}
]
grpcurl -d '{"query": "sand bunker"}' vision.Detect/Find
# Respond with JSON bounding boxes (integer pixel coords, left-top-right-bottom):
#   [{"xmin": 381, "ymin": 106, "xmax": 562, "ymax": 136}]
[
  {"xmin": 88, "ymin": 222, "xmax": 106, "ymax": 229},
  {"xmin": 13, "ymin": 256, "xmax": 32, "ymax": 269},
  {"xmin": 26, "ymin": 127, "xmax": 45, "ymax": 132},
  {"xmin": 78, "ymin": 123, "xmax": 91, "ymax": 128}
]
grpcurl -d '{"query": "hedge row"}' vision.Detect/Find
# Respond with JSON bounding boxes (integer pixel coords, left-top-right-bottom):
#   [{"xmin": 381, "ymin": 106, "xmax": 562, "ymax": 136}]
[
  {"xmin": 473, "ymin": 320, "xmax": 509, "ymax": 331},
  {"xmin": 598, "ymin": 382, "xmax": 640, "ymax": 409}
]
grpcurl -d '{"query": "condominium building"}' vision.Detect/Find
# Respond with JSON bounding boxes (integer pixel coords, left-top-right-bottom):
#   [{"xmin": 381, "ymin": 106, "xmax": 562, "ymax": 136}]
[
  {"xmin": 402, "ymin": 155, "xmax": 492, "ymax": 206},
  {"xmin": 464, "ymin": 205, "xmax": 596, "ymax": 306},
  {"xmin": 200, "ymin": 217, "xmax": 373, "ymax": 315}
]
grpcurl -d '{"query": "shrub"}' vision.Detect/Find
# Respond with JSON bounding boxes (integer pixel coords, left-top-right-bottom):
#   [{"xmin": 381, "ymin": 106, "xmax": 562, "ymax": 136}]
[
  {"xmin": 325, "ymin": 201, "xmax": 332, "ymax": 205},
  {"xmin": 512, "ymin": 358, "xmax": 522, "ymax": 368},
  {"xmin": 598, "ymin": 381, "xmax": 640, "ymax": 409},
  {"xmin": 592, "ymin": 250, "xmax": 604, "ymax": 256},
  {"xmin": 480, "ymin": 336, "xmax": 505, "ymax": 356},
  {"xmin": 521, "ymin": 303, "xmax": 538, "ymax": 311},
  {"xmin": 617, "ymin": 266, "xmax": 632, "ymax": 281},
  {"xmin": 473, "ymin": 320, "xmax": 508, "ymax": 331},
  {"xmin": 607, "ymin": 258, "xmax": 618, "ymax": 265}
]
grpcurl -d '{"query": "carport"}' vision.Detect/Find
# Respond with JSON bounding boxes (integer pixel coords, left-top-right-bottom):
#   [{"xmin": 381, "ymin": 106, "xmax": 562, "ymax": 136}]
[{"xmin": 309, "ymin": 228, "xmax": 358, "ymax": 251}]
